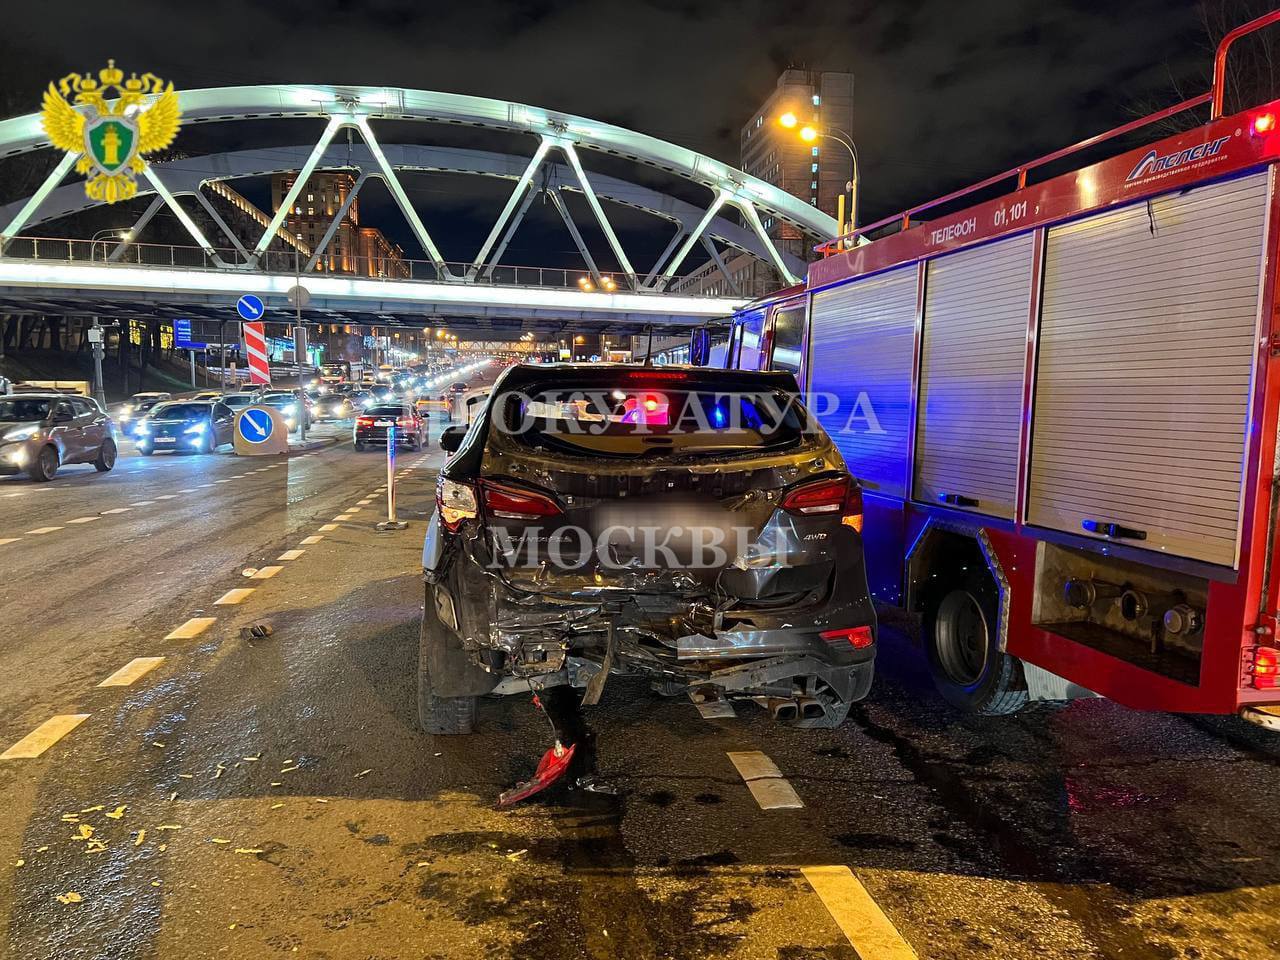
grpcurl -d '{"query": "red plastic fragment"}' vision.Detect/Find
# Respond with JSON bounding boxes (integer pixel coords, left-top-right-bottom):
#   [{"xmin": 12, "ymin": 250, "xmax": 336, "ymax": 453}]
[{"xmin": 496, "ymin": 740, "xmax": 576, "ymax": 807}]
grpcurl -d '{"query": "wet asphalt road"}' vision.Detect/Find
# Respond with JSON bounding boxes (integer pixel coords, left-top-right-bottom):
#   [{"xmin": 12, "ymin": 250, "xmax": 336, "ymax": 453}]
[{"xmin": 1, "ymin": 423, "xmax": 1280, "ymax": 959}]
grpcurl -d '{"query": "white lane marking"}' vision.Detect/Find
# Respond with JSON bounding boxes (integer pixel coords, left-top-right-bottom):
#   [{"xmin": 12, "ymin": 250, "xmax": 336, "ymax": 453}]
[
  {"xmin": 25, "ymin": 526, "xmax": 63, "ymax": 535},
  {"xmin": 300, "ymin": 535, "xmax": 323, "ymax": 545},
  {"xmin": 1, "ymin": 714, "xmax": 90, "ymax": 760},
  {"xmin": 164, "ymin": 617, "xmax": 217, "ymax": 640},
  {"xmin": 277, "ymin": 549, "xmax": 305, "ymax": 561},
  {"xmin": 726, "ymin": 751, "xmax": 804, "ymax": 810},
  {"xmin": 98, "ymin": 657, "xmax": 165, "ymax": 688},
  {"xmin": 214, "ymin": 588, "xmax": 256, "ymax": 605},
  {"xmin": 214, "ymin": 479, "xmax": 232, "ymax": 484},
  {"xmin": 67, "ymin": 516, "xmax": 100, "ymax": 524},
  {"xmin": 198, "ymin": 483, "xmax": 215, "ymax": 488},
  {"xmin": 250, "ymin": 566, "xmax": 283, "ymax": 580},
  {"xmin": 0, "ymin": 538, "xmax": 20, "ymax": 546},
  {"xmin": 334, "ymin": 514, "xmax": 355, "ymax": 521},
  {"xmin": 129, "ymin": 500, "xmax": 156, "ymax": 506},
  {"xmin": 801, "ymin": 866, "xmax": 918, "ymax": 959},
  {"xmin": 155, "ymin": 494, "xmax": 178, "ymax": 500},
  {"xmin": 357, "ymin": 499, "xmax": 373, "ymax": 506},
  {"xmin": 231, "ymin": 474, "xmax": 248, "ymax": 479},
  {"xmin": 178, "ymin": 487, "xmax": 199, "ymax": 493},
  {"xmin": 318, "ymin": 524, "xmax": 338, "ymax": 532},
  {"xmin": 346, "ymin": 507, "xmax": 363, "ymax": 513},
  {"xmin": 100, "ymin": 507, "xmax": 131, "ymax": 515}
]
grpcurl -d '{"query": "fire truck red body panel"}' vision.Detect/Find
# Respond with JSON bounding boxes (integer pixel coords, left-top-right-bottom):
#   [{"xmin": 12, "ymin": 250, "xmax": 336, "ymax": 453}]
[{"xmin": 724, "ymin": 14, "xmax": 1280, "ymax": 716}]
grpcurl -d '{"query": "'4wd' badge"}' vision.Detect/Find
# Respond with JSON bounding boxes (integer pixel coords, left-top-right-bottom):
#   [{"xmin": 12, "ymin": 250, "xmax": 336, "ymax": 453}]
[{"xmin": 40, "ymin": 60, "xmax": 181, "ymax": 204}]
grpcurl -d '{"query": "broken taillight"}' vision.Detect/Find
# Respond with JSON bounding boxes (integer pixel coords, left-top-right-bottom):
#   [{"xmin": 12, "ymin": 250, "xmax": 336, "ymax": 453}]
[
  {"xmin": 820, "ymin": 625, "xmax": 875, "ymax": 649},
  {"xmin": 781, "ymin": 475, "xmax": 863, "ymax": 531},
  {"xmin": 1251, "ymin": 645, "xmax": 1279, "ymax": 689},
  {"xmin": 437, "ymin": 476, "xmax": 478, "ymax": 532},
  {"xmin": 480, "ymin": 480, "xmax": 564, "ymax": 521}
]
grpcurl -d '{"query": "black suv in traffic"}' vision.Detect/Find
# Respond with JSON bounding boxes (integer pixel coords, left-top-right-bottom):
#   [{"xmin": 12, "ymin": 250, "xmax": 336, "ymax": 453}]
[{"xmin": 419, "ymin": 364, "xmax": 876, "ymax": 734}]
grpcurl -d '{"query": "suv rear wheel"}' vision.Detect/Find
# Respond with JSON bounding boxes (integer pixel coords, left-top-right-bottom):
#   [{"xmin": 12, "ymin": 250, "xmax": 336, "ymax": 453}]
[
  {"xmin": 418, "ymin": 613, "xmax": 477, "ymax": 735},
  {"xmin": 922, "ymin": 567, "xmax": 1027, "ymax": 716}
]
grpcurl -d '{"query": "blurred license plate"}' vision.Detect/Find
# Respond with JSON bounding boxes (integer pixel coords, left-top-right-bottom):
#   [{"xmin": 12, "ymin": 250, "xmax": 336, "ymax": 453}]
[
  {"xmin": 374, "ymin": 420, "xmax": 393, "ymax": 426},
  {"xmin": 155, "ymin": 436, "xmax": 176, "ymax": 443}
]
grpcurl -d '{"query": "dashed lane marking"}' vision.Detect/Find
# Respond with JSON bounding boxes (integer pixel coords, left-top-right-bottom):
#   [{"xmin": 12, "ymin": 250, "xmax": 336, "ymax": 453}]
[
  {"xmin": 318, "ymin": 524, "xmax": 338, "ymax": 532},
  {"xmin": 214, "ymin": 589, "xmax": 256, "ymax": 605},
  {"xmin": 357, "ymin": 499, "xmax": 374, "ymax": 505},
  {"xmin": 198, "ymin": 483, "xmax": 215, "ymax": 488},
  {"xmin": 100, "ymin": 507, "xmax": 131, "ymax": 515},
  {"xmin": 164, "ymin": 617, "xmax": 217, "ymax": 640},
  {"xmin": 0, "ymin": 538, "xmax": 19, "ymax": 546},
  {"xmin": 726, "ymin": 751, "xmax": 804, "ymax": 810},
  {"xmin": 334, "ymin": 514, "xmax": 355, "ymax": 521},
  {"xmin": 801, "ymin": 866, "xmax": 918, "ymax": 959},
  {"xmin": 129, "ymin": 500, "xmax": 156, "ymax": 506},
  {"xmin": 67, "ymin": 517, "xmax": 100, "ymax": 524},
  {"xmin": 1, "ymin": 714, "xmax": 90, "ymax": 760},
  {"xmin": 25, "ymin": 526, "xmax": 63, "ymax": 535},
  {"xmin": 346, "ymin": 507, "xmax": 363, "ymax": 513},
  {"xmin": 277, "ymin": 549, "xmax": 305, "ymax": 561},
  {"xmin": 98, "ymin": 657, "xmax": 165, "ymax": 688},
  {"xmin": 250, "ymin": 566, "xmax": 283, "ymax": 580},
  {"xmin": 155, "ymin": 494, "xmax": 178, "ymax": 500},
  {"xmin": 214, "ymin": 479, "xmax": 232, "ymax": 484},
  {"xmin": 300, "ymin": 535, "xmax": 323, "ymax": 545},
  {"xmin": 178, "ymin": 487, "xmax": 198, "ymax": 493}
]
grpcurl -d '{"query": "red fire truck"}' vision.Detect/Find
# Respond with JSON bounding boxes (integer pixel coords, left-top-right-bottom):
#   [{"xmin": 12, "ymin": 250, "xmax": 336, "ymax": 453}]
[{"xmin": 721, "ymin": 11, "xmax": 1280, "ymax": 727}]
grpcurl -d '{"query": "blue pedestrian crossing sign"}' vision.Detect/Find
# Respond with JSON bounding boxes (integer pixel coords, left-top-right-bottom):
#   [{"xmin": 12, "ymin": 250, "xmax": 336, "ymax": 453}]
[
  {"xmin": 239, "ymin": 408, "xmax": 273, "ymax": 444},
  {"xmin": 236, "ymin": 294, "xmax": 265, "ymax": 321}
]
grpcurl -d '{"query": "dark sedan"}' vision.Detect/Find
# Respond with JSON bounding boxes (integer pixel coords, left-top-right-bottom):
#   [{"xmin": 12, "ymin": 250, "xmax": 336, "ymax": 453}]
[
  {"xmin": 354, "ymin": 403, "xmax": 427, "ymax": 451},
  {"xmin": 135, "ymin": 400, "xmax": 235, "ymax": 455}
]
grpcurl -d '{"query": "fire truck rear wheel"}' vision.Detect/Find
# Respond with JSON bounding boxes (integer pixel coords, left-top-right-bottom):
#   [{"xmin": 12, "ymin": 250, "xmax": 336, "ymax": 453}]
[{"xmin": 923, "ymin": 568, "xmax": 1028, "ymax": 716}]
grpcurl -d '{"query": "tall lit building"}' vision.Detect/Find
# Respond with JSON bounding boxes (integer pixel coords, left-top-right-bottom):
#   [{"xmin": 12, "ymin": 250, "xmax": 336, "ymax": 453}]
[
  {"xmin": 740, "ymin": 69, "xmax": 855, "ymax": 248},
  {"xmin": 673, "ymin": 68, "xmax": 854, "ymax": 298},
  {"xmin": 270, "ymin": 172, "xmax": 409, "ymax": 278}
]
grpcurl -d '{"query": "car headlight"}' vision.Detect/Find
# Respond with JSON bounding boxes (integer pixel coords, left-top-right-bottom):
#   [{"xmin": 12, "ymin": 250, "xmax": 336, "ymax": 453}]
[
  {"xmin": 184, "ymin": 422, "xmax": 207, "ymax": 435},
  {"xmin": 135, "ymin": 422, "xmax": 151, "ymax": 435},
  {"xmin": 3, "ymin": 426, "xmax": 39, "ymax": 442}
]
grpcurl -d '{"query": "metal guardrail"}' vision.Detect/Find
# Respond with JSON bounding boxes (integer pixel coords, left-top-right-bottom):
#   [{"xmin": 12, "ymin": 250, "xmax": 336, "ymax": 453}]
[{"xmin": 0, "ymin": 236, "xmax": 747, "ymax": 297}]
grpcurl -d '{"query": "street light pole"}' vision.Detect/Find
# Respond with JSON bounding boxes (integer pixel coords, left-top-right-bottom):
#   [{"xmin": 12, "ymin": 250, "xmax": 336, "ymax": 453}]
[
  {"xmin": 817, "ymin": 128, "xmax": 861, "ymax": 236},
  {"xmin": 90, "ymin": 228, "xmax": 133, "ymax": 263}
]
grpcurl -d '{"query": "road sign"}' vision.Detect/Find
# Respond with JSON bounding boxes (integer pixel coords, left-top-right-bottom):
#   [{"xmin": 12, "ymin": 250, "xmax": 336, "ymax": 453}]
[
  {"xmin": 243, "ymin": 321, "xmax": 271, "ymax": 385},
  {"xmin": 239, "ymin": 408, "xmax": 273, "ymax": 444},
  {"xmin": 236, "ymin": 294, "xmax": 265, "ymax": 321},
  {"xmin": 174, "ymin": 318, "xmax": 207, "ymax": 350},
  {"xmin": 287, "ymin": 285, "xmax": 311, "ymax": 309}
]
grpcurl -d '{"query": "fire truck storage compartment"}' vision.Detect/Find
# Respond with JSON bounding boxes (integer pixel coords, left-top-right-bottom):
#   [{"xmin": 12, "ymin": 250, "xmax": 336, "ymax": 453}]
[
  {"xmin": 915, "ymin": 232, "xmax": 1036, "ymax": 519},
  {"xmin": 1027, "ymin": 171, "xmax": 1270, "ymax": 569},
  {"xmin": 808, "ymin": 264, "xmax": 918, "ymax": 498},
  {"xmin": 1031, "ymin": 540, "xmax": 1210, "ymax": 686}
]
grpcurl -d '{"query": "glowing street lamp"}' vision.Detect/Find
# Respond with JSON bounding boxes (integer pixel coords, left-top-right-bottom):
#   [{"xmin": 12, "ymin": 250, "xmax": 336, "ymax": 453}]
[{"xmin": 776, "ymin": 113, "xmax": 861, "ymax": 238}]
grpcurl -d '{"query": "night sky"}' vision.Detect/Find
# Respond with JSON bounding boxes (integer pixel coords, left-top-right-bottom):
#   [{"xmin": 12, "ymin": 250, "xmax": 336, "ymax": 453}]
[{"xmin": 0, "ymin": 1, "xmax": 1241, "ymax": 270}]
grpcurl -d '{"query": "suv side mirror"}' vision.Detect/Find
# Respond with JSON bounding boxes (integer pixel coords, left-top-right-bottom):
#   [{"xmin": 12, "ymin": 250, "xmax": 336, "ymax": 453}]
[
  {"xmin": 439, "ymin": 425, "xmax": 466, "ymax": 453},
  {"xmin": 52, "ymin": 407, "xmax": 75, "ymax": 423},
  {"xmin": 689, "ymin": 327, "xmax": 712, "ymax": 367}
]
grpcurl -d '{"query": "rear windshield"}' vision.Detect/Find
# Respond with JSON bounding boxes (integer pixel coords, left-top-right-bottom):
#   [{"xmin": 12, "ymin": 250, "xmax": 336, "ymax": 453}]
[
  {"xmin": 498, "ymin": 384, "xmax": 808, "ymax": 459},
  {"xmin": 222, "ymin": 395, "xmax": 254, "ymax": 407},
  {"xmin": 152, "ymin": 403, "xmax": 211, "ymax": 420},
  {"xmin": 366, "ymin": 405, "xmax": 409, "ymax": 417}
]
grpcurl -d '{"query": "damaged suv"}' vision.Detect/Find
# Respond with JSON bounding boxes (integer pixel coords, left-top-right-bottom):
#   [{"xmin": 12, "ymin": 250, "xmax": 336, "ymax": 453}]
[{"xmin": 419, "ymin": 364, "xmax": 876, "ymax": 734}]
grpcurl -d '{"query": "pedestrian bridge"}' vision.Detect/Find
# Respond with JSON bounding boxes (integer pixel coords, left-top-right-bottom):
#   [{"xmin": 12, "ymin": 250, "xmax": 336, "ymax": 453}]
[{"xmin": 0, "ymin": 84, "xmax": 836, "ymax": 332}]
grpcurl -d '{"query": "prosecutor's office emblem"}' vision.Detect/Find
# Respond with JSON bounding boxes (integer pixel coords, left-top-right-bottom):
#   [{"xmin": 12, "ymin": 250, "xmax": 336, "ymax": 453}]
[{"xmin": 41, "ymin": 60, "xmax": 181, "ymax": 204}]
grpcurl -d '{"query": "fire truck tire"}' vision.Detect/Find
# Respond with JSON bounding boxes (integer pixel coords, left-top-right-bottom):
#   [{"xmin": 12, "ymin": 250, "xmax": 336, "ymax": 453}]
[
  {"xmin": 922, "ymin": 569, "xmax": 1028, "ymax": 716},
  {"xmin": 418, "ymin": 615, "xmax": 477, "ymax": 735}
]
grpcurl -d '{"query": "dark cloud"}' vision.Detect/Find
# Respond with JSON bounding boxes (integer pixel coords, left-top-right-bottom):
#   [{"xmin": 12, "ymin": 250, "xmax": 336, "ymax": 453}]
[{"xmin": 3, "ymin": 0, "xmax": 1213, "ymax": 257}]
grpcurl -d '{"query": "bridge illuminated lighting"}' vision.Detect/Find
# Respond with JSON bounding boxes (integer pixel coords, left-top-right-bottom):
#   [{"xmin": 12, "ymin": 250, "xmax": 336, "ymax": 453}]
[{"xmin": 0, "ymin": 258, "xmax": 744, "ymax": 322}]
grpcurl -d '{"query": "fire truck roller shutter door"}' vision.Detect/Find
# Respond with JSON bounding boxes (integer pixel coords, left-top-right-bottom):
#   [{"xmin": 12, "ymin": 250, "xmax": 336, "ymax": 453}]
[
  {"xmin": 809, "ymin": 265, "xmax": 918, "ymax": 499},
  {"xmin": 916, "ymin": 231, "xmax": 1037, "ymax": 520},
  {"xmin": 1028, "ymin": 171, "xmax": 1270, "ymax": 568}
]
